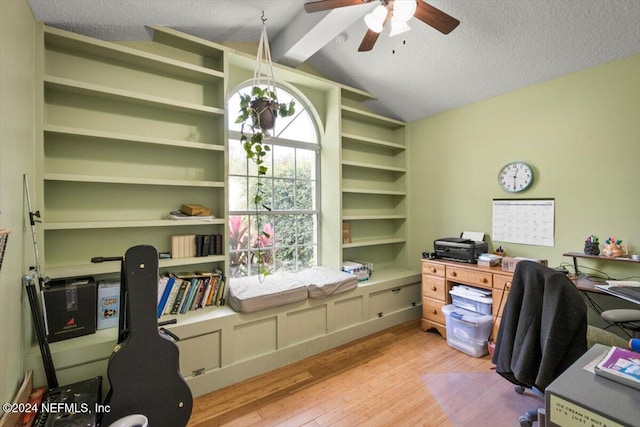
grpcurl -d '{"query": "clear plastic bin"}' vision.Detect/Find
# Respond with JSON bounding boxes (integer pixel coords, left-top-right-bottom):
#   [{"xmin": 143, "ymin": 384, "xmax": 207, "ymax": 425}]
[
  {"xmin": 449, "ymin": 285, "xmax": 492, "ymax": 315},
  {"xmin": 442, "ymin": 304, "xmax": 493, "ymax": 357}
]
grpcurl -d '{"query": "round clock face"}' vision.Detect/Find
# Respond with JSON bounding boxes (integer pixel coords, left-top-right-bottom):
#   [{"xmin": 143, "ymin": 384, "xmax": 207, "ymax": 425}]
[{"xmin": 498, "ymin": 162, "xmax": 534, "ymax": 193}]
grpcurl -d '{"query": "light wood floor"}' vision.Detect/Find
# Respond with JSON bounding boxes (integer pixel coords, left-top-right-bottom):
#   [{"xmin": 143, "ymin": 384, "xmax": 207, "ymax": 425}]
[{"xmin": 187, "ymin": 319, "xmax": 497, "ymax": 427}]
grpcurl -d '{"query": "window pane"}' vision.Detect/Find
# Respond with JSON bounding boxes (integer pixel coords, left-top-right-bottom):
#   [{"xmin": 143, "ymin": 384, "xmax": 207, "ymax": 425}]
[
  {"xmin": 275, "ymin": 215, "xmax": 296, "ymax": 246},
  {"xmin": 272, "ymin": 178, "xmax": 295, "ymax": 210},
  {"xmin": 298, "ymin": 246, "xmax": 316, "ymax": 269},
  {"xmin": 248, "ymin": 177, "xmax": 273, "ymax": 211},
  {"xmin": 296, "ymin": 149, "xmax": 315, "ymax": 179},
  {"xmin": 279, "ymin": 112, "xmax": 317, "ymax": 143},
  {"xmin": 272, "ymin": 145, "xmax": 295, "ymax": 178},
  {"xmin": 295, "ymin": 180, "xmax": 314, "ymax": 210},
  {"xmin": 297, "ymin": 214, "xmax": 316, "ymax": 245},
  {"xmin": 229, "ymin": 139, "xmax": 247, "ymax": 175},
  {"xmin": 229, "ymin": 176, "xmax": 247, "ymax": 211}
]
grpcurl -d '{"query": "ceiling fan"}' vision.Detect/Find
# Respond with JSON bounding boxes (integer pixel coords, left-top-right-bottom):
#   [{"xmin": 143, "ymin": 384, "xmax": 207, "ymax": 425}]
[{"xmin": 304, "ymin": 0, "xmax": 460, "ymax": 52}]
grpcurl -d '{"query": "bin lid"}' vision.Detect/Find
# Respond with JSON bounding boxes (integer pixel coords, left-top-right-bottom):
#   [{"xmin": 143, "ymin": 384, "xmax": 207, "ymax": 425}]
[{"xmin": 441, "ymin": 304, "xmax": 493, "ymax": 324}]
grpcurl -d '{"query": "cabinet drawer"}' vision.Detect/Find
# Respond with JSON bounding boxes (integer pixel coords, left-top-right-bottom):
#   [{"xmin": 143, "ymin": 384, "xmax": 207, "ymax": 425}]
[
  {"xmin": 446, "ymin": 266, "xmax": 492, "ymax": 288},
  {"xmin": 492, "ymin": 289, "xmax": 509, "ymax": 317},
  {"xmin": 422, "ymin": 275, "xmax": 446, "ymax": 300},
  {"xmin": 422, "ymin": 261, "xmax": 445, "ymax": 277},
  {"xmin": 422, "ymin": 297, "xmax": 445, "ymax": 324},
  {"xmin": 493, "ymin": 274, "xmax": 512, "ymax": 290}
]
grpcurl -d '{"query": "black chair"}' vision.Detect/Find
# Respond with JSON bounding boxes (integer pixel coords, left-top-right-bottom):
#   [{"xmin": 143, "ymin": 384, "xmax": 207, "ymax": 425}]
[{"xmin": 492, "ymin": 261, "xmax": 588, "ymax": 427}]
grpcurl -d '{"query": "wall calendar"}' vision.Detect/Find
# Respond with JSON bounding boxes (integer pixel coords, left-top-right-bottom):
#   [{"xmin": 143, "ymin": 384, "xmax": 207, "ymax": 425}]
[{"xmin": 492, "ymin": 199, "xmax": 555, "ymax": 247}]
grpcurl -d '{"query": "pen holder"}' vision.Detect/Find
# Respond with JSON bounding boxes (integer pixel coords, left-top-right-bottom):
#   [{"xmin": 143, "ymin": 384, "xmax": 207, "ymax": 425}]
[{"xmin": 583, "ymin": 241, "xmax": 600, "ymax": 256}]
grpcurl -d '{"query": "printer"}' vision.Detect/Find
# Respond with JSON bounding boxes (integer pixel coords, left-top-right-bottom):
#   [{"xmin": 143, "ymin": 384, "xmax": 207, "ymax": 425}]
[{"xmin": 434, "ymin": 237, "xmax": 488, "ymax": 263}]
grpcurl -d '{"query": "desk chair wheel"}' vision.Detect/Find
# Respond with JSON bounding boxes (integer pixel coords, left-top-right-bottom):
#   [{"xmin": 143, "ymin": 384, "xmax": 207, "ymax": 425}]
[
  {"xmin": 519, "ymin": 409, "xmax": 538, "ymax": 427},
  {"xmin": 515, "ymin": 385, "xmax": 525, "ymax": 394}
]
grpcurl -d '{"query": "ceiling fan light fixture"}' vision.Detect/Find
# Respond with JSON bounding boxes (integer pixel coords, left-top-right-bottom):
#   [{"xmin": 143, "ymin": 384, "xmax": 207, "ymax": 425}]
[
  {"xmin": 392, "ymin": 0, "xmax": 417, "ymax": 22},
  {"xmin": 364, "ymin": 4, "xmax": 387, "ymax": 33},
  {"xmin": 389, "ymin": 16, "xmax": 411, "ymax": 37}
]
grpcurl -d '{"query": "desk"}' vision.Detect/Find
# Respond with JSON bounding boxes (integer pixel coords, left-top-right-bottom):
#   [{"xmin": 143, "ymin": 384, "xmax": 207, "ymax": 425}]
[
  {"xmin": 545, "ymin": 343, "xmax": 640, "ymax": 427},
  {"xmin": 421, "ymin": 259, "xmax": 513, "ymax": 339}
]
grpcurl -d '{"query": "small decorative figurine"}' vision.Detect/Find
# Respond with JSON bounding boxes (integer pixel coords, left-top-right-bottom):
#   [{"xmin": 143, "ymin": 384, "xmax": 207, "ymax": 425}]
[{"xmin": 601, "ymin": 237, "xmax": 629, "ymax": 258}]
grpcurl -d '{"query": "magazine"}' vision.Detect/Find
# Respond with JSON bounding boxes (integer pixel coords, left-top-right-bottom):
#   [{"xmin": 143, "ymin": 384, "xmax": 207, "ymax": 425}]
[{"xmin": 594, "ymin": 346, "xmax": 640, "ymax": 390}]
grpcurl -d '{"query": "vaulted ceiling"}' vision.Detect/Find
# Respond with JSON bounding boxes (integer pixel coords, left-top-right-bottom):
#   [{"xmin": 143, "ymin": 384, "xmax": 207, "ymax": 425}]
[{"xmin": 27, "ymin": 0, "xmax": 640, "ymax": 122}]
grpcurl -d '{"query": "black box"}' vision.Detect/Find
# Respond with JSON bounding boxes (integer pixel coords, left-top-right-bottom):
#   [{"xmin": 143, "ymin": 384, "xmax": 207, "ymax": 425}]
[{"xmin": 43, "ymin": 277, "xmax": 97, "ymax": 342}]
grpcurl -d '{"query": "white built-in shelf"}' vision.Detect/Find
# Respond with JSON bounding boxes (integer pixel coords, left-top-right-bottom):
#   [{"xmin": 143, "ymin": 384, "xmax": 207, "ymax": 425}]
[
  {"xmin": 44, "ymin": 218, "xmax": 225, "ymax": 230},
  {"xmin": 44, "ymin": 125, "xmax": 225, "ymax": 152},
  {"xmin": 342, "ymin": 160, "xmax": 406, "ymax": 173},
  {"xmin": 45, "ymin": 26, "xmax": 225, "ymax": 81},
  {"xmin": 341, "ymin": 105, "xmax": 405, "ymax": 129},
  {"xmin": 148, "ymin": 26, "xmax": 227, "ymax": 62},
  {"xmin": 44, "ymin": 173, "xmax": 225, "ymax": 188},
  {"xmin": 343, "ymin": 237, "xmax": 406, "ymax": 248},
  {"xmin": 44, "ymin": 75, "xmax": 225, "ymax": 116},
  {"xmin": 341, "ymin": 132, "xmax": 405, "ymax": 151},
  {"xmin": 342, "ymin": 187, "xmax": 406, "ymax": 196},
  {"xmin": 342, "ymin": 214, "xmax": 406, "ymax": 221},
  {"xmin": 45, "ymin": 255, "xmax": 227, "ymax": 279}
]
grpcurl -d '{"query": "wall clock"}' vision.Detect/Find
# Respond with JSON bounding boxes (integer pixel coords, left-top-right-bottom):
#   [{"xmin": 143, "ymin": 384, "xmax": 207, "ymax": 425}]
[{"xmin": 498, "ymin": 161, "xmax": 534, "ymax": 193}]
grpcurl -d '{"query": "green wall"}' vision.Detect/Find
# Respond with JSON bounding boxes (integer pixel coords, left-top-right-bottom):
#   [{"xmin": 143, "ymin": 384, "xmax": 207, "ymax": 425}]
[
  {"xmin": 407, "ymin": 54, "xmax": 640, "ymax": 281},
  {"xmin": 0, "ymin": 0, "xmax": 37, "ymax": 405}
]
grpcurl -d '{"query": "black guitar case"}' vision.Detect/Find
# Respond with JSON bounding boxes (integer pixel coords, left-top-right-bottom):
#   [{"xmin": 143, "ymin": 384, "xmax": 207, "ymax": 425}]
[{"xmin": 100, "ymin": 245, "xmax": 192, "ymax": 427}]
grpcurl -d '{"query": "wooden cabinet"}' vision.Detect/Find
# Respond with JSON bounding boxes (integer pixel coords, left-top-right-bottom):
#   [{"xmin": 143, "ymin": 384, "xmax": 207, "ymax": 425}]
[
  {"xmin": 340, "ymin": 89, "xmax": 408, "ymax": 272},
  {"xmin": 38, "ymin": 25, "xmax": 228, "ymax": 279},
  {"xmin": 421, "ymin": 259, "xmax": 513, "ymax": 339}
]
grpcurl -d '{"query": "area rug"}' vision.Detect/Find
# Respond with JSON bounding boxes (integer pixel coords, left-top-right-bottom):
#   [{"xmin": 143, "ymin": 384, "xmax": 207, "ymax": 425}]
[{"xmin": 422, "ymin": 371, "xmax": 543, "ymax": 427}]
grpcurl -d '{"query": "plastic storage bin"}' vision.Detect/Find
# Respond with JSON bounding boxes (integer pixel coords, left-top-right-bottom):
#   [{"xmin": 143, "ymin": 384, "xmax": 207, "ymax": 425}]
[
  {"xmin": 449, "ymin": 285, "xmax": 492, "ymax": 315},
  {"xmin": 442, "ymin": 304, "xmax": 493, "ymax": 357}
]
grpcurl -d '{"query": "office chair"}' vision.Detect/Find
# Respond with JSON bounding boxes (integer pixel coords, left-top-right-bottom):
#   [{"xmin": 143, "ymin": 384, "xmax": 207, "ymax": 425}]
[
  {"xmin": 601, "ymin": 308, "xmax": 640, "ymax": 338},
  {"xmin": 492, "ymin": 261, "xmax": 588, "ymax": 427}
]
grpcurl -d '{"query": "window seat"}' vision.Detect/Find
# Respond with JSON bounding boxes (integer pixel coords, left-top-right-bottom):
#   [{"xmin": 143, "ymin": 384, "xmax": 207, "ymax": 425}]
[{"xmin": 227, "ymin": 267, "xmax": 358, "ymax": 313}]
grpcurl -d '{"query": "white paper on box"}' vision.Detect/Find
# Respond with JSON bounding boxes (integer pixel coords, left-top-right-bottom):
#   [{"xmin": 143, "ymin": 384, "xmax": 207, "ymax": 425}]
[{"xmin": 97, "ymin": 280, "xmax": 120, "ymax": 330}]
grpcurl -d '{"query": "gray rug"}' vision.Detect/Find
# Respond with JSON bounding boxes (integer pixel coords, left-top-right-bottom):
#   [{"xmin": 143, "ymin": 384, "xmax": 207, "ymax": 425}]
[{"xmin": 422, "ymin": 371, "xmax": 543, "ymax": 427}]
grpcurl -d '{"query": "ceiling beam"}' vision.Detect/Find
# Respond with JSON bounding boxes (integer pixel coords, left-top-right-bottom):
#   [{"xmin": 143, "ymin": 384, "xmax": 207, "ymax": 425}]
[{"xmin": 271, "ymin": 4, "xmax": 375, "ymax": 67}]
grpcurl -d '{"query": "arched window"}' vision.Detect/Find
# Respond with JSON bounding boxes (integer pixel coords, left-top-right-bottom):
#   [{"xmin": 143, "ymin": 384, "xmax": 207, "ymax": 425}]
[{"xmin": 228, "ymin": 84, "xmax": 320, "ymax": 277}]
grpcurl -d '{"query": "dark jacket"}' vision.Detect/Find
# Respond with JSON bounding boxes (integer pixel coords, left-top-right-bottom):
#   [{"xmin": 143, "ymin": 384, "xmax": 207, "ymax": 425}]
[{"xmin": 492, "ymin": 261, "xmax": 587, "ymax": 391}]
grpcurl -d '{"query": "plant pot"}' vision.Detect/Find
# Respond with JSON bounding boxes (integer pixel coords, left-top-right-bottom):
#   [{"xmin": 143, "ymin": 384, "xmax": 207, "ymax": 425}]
[
  {"xmin": 251, "ymin": 99, "xmax": 277, "ymax": 131},
  {"xmin": 584, "ymin": 241, "xmax": 600, "ymax": 256}
]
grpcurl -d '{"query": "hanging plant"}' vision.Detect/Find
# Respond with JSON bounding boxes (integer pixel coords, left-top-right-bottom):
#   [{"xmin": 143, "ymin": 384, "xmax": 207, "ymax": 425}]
[{"xmin": 234, "ymin": 13, "xmax": 295, "ymax": 278}]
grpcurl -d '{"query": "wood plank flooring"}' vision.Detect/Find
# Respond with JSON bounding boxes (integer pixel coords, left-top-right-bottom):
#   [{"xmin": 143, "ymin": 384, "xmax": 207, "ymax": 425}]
[{"xmin": 187, "ymin": 320, "xmax": 497, "ymax": 427}]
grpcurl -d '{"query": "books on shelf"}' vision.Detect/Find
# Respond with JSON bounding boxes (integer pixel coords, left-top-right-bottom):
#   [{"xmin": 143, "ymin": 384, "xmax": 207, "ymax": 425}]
[
  {"xmin": 158, "ymin": 269, "xmax": 226, "ymax": 316},
  {"xmin": 594, "ymin": 346, "xmax": 640, "ymax": 390}
]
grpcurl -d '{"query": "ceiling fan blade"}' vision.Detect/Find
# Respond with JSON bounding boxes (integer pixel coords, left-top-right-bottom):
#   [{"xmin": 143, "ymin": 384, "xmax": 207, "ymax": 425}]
[
  {"xmin": 304, "ymin": 0, "xmax": 373, "ymax": 13},
  {"xmin": 415, "ymin": 1, "xmax": 460, "ymax": 34},
  {"xmin": 358, "ymin": 29, "xmax": 381, "ymax": 51},
  {"xmin": 357, "ymin": 9, "xmax": 391, "ymax": 52}
]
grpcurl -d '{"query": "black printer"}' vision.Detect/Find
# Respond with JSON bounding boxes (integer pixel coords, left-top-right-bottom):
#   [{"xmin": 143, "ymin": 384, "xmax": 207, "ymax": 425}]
[{"xmin": 434, "ymin": 237, "xmax": 488, "ymax": 263}]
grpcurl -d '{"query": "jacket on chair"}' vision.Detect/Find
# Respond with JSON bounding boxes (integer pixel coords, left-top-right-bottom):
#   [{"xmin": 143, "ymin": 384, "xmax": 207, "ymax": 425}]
[{"xmin": 492, "ymin": 261, "xmax": 587, "ymax": 391}]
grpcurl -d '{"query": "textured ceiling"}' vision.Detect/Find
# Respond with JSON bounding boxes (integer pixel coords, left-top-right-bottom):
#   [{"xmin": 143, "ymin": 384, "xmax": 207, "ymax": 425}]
[{"xmin": 27, "ymin": 0, "xmax": 640, "ymax": 122}]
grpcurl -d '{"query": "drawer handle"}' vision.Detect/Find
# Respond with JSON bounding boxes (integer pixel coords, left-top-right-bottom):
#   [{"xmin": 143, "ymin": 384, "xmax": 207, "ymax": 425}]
[
  {"xmin": 480, "ymin": 277, "xmax": 488, "ymax": 283},
  {"xmin": 430, "ymin": 267, "xmax": 436, "ymax": 273},
  {"xmin": 431, "ymin": 286, "xmax": 437, "ymax": 292},
  {"xmin": 432, "ymin": 309, "xmax": 438, "ymax": 315},
  {"xmin": 450, "ymin": 271, "xmax": 457, "ymax": 277}
]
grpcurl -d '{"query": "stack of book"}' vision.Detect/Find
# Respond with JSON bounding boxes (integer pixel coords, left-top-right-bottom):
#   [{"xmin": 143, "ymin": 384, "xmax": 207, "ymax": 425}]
[
  {"xmin": 594, "ymin": 345, "xmax": 640, "ymax": 390},
  {"xmin": 156, "ymin": 270, "xmax": 226, "ymax": 318}
]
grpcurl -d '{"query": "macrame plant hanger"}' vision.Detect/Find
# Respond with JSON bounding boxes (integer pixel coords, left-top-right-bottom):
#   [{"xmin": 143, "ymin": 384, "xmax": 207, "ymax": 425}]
[{"xmin": 251, "ymin": 11, "xmax": 279, "ymax": 137}]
